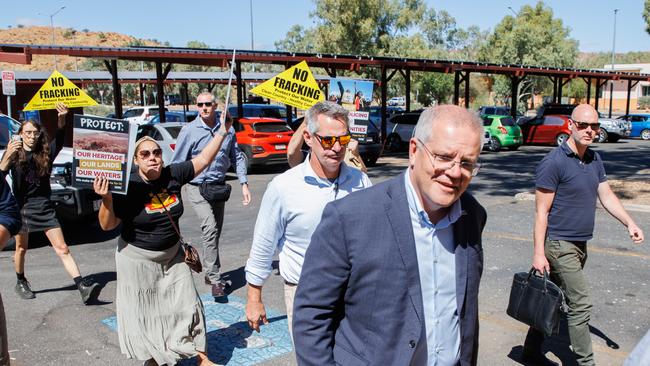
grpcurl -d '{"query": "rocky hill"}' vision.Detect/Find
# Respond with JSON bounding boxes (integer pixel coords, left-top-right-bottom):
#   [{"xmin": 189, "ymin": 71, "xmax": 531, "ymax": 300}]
[{"xmin": 0, "ymin": 26, "xmax": 162, "ymax": 71}]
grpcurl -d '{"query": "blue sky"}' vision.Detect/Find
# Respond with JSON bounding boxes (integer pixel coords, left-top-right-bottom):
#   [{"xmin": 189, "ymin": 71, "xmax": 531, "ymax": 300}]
[{"xmin": 2, "ymin": 0, "xmax": 649, "ymax": 54}]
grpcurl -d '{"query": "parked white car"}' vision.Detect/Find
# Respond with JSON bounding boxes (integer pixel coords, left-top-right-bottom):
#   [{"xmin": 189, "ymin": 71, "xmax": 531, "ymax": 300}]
[
  {"xmin": 387, "ymin": 96, "xmax": 406, "ymax": 106},
  {"xmin": 385, "ymin": 112, "xmax": 420, "ymax": 151},
  {"xmin": 122, "ymin": 106, "xmax": 168, "ymax": 124},
  {"xmin": 134, "ymin": 122, "xmax": 184, "ymax": 163},
  {"xmin": 596, "ymin": 112, "xmax": 631, "ymax": 143}
]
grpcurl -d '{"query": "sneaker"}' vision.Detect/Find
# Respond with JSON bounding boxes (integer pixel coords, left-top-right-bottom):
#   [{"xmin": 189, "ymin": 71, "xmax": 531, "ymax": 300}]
[
  {"xmin": 78, "ymin": 279, "xmax": 100, "ymax": 305},
  {"xmin": 211, "ymin": 282, "xmax": 226, "ymax": 297},
  {"xmin": 15, "ymin": 279, "xmax": 35, "ymax": 300}
]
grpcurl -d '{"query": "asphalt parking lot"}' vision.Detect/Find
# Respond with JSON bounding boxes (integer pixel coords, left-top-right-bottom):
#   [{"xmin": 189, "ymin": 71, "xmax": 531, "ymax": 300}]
[{"xmin": 1, "ymin": 139, "xmax": 649, "ymax": 366}]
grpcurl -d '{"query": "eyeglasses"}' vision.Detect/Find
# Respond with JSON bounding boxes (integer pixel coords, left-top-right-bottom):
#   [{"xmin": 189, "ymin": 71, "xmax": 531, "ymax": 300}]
[
  {"xmin": 572, "ymin": 120, "xmax": 600, "ymax": 130},
  {"xmin": 22, "ymin": 131, "xmax": 40, "ymax": 137},
  {"xmin": 197, "ymin": 102, "xmax": 214, "ymax": 107},
  {"xmin": 137, "ymin": 148, "xmax": 162, "ymax": 159},
  {"xmin": 416, "ymin": 138, "xmax": 481, "ymax": 177},
  {"xmin": 314, "ymin": 133, "xmax": 352, "ymax": 149}
]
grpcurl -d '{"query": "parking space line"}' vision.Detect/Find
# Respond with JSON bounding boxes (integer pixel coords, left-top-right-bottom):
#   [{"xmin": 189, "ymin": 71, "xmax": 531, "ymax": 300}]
[{"xmin": 483, "ymin": 232, "xmax": 650, "ymax": 260}]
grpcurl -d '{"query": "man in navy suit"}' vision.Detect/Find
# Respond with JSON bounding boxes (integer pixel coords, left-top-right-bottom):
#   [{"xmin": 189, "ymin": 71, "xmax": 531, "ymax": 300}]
[{"xmin": 293, "ymin": 104, "xmax": 487, "ymax": 366}]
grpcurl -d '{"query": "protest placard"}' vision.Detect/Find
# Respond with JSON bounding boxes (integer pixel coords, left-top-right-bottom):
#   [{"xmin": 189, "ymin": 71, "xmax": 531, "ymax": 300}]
[
  {"xmin": 250, "ymin": 61, "xmax": 324, "ymax": 110},
  {"xmin": 23, "ymin": 70, "xmax": 97, "ymax": 111},
  {"xmin": 71, "ymin": 115, "xmax": 135, "ymax": 194}
]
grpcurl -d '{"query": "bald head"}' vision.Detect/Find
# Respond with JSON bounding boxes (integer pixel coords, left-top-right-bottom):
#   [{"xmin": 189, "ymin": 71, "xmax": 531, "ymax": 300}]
[
  {"xmin": 571, "ymin": 104, "xmax": 598, "ymax": 123},
  {"xmin": 413, "ymin": 104, "xmax": 483, "ymax": 143}
]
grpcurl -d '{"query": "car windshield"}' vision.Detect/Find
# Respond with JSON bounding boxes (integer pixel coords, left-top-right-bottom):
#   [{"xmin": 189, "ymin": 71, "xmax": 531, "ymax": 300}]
[
  {"xmin": 253, "ymin": 122, "xmax": 292, "ymax": 133},
  {"xmin": 242, "ymin": 107, "xmax": 287, "ymax": 119},
  {"xmin": 501, "ymin": 117, "xmax": 515, "ymax": 126},
  {"xmin": 259, "ymin": 108, "xmax": 286, "ymax": 118},
  {"xmin": 163, "ymin": 126, "xmax": 182, "ymax": 139}
]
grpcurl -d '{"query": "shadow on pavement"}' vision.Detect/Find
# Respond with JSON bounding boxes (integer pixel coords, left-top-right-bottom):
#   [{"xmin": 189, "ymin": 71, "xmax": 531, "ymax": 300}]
[
  {"xmin": 204, "ymin": 315, "xmax": 288, "ymax": 366},
  {"xmin": 506, "ymin": 321, "xmax": 621, "ymax": 365}
]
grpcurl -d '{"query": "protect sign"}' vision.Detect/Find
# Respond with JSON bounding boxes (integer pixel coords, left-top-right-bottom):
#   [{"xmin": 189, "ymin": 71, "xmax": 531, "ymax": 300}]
[
  {"xmin": 250, "ymin": 61, "xmax": 324, "ymax": 110},
  {"xmin": 23, "ymin": 70, "xmax": 97, "ymax": 111},
  {"xmin": 71, "ymin": 115, "xmax": 134, "ymax": 194}
]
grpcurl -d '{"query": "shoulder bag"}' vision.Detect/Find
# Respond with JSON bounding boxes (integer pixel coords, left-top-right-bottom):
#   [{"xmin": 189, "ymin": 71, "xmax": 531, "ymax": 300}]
[
  {"xmin": 506, "ymin": 268, "xmax": 566, "ymax": 337},
  {"xmin": 199, "ymin": 181, "xmax": 232, "ymax": 203},
  {"xmin": 155, "ymin": 193, "xmax": 202, "ymax": 273}
]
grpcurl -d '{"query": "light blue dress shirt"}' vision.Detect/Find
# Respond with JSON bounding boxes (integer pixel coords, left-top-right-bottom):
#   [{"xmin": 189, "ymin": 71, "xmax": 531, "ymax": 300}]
[
  {"xmin": 171, "ymin": 115, "xmax": 248, "ymax": 185},
  {"xmin": 404, "ymin": 170, "xmax": 462, "ymax": 366},
  {"xmin": 245, "ymin": 157, "xmax": 372, "ymax": 286}
]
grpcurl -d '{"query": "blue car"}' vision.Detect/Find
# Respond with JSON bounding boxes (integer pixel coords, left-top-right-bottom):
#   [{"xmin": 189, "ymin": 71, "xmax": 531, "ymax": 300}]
[
  {"xmin": 149, "ymin": 111, "xmax": 198, "ymax": 123},
  {"xmin": 617, "ymin": 114, "xmax": 650, "ymax": 140},
  {"xmin": 0, "ymin": 113, "xmax": 21, "ymax": 148}
]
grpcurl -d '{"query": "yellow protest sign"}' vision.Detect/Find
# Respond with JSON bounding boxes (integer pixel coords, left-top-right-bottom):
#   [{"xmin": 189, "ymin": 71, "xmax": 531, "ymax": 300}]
[
  {"xmin": 250, "ymin": 61, "xmax": 324, "ymax": 110},
  {"xmin": 23, "ymin": 70, "xmax": 98, "ymax": 111}
]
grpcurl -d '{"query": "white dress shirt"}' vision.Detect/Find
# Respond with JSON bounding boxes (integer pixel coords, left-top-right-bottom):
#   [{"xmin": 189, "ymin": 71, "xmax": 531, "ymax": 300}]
[{"xmin": 245, "ymin": 157, "xmax": 372, "ymax": 286}]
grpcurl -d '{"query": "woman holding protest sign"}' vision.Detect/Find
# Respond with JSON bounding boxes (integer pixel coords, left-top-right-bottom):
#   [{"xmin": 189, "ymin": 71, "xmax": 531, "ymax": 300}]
[
  {"xmin": 92, "ymin": 114, "xmax": 234, "ymax": 366},
  {"xmin": 0, "ymin": 102, "xmax": 100, "ymax": 305}
]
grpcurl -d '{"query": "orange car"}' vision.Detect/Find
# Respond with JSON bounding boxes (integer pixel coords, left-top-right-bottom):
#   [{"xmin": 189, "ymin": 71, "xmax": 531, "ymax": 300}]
[{"xmin": 234, "ymin": 117, "xmax": 294, "ymax": 170}]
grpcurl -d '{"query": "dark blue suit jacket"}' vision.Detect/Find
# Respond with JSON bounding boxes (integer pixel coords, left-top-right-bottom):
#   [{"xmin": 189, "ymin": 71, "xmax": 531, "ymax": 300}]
[{"xmin": 293, "ymin": 173, "xmax": 487, "ymax": 366}]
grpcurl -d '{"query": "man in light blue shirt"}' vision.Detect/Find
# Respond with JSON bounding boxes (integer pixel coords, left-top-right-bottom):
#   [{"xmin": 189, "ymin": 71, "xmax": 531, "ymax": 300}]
[
  {"xmin": 244, "ymin": 101, "xmax": 372, "ymax": 335},
  {"xmin": 172, "ymin": 92, "xmax": 251, "ymax": 298}
]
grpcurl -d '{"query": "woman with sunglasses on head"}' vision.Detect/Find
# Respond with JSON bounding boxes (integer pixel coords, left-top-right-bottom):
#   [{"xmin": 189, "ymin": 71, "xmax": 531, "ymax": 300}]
[
  {"xmin": 0, "ymin": 102, "xmax": 100, "ymax": 305},
  {"xmin": 91, "ymin": 117, "xmax": 234, "ymax": 366}
]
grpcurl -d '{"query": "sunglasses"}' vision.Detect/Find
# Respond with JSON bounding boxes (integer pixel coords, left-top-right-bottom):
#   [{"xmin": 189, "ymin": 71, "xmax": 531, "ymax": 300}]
[
  {"xmin": 573, "ymin": 120, "xmax": 600, "ymax": 130},
  {"xmin": 197, "ymin": 102, "xmax": 214, "ymax": 107},
  {"xmin": 138, "ymin": 148, "xmax": 162, "ymax": 159},
  {"xmin": 314, "ymin": 133, "xmax": 352, "ymax": 149},
  {"xmin": 22, "ymin": 130, "xmax": 41, "ymax": 137}
]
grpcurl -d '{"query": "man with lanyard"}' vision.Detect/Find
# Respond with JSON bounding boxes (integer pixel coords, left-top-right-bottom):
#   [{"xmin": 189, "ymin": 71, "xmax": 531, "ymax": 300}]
[
  {"xmin": 172, "ymin": 92, "xmax": 251, "ymax": 297},
  {"xmin": 244, "ymin": 101, "xmax": 372, "ymax": 336},
  {"xmin": 525, "ymin": 104, "xmax": 644, "ymax": 365}
]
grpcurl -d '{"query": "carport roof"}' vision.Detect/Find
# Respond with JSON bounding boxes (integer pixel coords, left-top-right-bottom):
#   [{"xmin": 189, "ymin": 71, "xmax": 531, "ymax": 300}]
[
  {"xmin": 1, "ymin": 43, "xmax": 650, "ymax": 81},
  {"xmin": 9, "ymin": 70, "xmax": 334, "ymax": 84}
]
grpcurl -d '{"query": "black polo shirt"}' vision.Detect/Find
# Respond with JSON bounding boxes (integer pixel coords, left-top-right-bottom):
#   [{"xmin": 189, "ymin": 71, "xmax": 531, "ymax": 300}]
[{"xmin": 536, "ymin": 142, "xmax": 607, "ymax": 241}]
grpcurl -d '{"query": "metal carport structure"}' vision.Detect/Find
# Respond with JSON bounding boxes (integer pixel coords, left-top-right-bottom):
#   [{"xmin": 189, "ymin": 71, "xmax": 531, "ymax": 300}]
[{"xmin": 2, "ymin": 43, "xmax": 650, "ymax": 139}]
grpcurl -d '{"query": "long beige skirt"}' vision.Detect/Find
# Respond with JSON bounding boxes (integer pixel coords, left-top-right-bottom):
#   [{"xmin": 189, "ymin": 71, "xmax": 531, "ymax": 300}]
[{"xmin": 115, "ymin": 239, "xmax": 206, "ymax": 365}]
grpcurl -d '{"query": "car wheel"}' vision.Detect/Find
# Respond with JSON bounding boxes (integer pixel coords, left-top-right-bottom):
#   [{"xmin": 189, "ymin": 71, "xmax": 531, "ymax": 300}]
[
  {"xmin": 609, "ymin": 135, "xmax": 620, "ymax": 143},
  {"xmin": 556, "ymin": 133, "xmax": 569, "ymax": 146},
  {"xmin": 385, "ymin": 134, "xmax": 402, "ymax": 152},
  {"xmin": 596, "ymin": 129, "xmax": 608, "ymax": 143},
  {"xmin": 489, "ymin": 136, "xmax": 501, "ymax": 152},
  {"xmin": 507, "ymin": 144, "xmax": 520, "ymax": 151},
  {"xmin": 641, "ymin": 129, "xmax": 650, "ymax": 140}
]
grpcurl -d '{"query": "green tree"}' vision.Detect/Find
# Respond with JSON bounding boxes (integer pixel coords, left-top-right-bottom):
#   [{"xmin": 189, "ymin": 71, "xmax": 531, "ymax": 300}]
[
  {"xmin": 479, "ymin": 1, "xmax": 578, "ymax": 67},
  {"xmin": 275, "ymin": 0, "xmax": 483, "ymax": 107}
]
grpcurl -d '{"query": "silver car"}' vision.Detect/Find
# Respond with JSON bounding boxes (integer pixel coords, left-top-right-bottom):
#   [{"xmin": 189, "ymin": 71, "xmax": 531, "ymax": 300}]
[{"xmin": 596, "ymin": 112, "xmax": 631, "ymax": 143}]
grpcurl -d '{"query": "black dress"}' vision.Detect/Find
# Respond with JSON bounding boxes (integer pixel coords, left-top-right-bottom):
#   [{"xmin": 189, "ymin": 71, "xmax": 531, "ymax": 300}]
[{"xmin": 6, "ymin": 129, "xmax": 64, "ymax": 232}]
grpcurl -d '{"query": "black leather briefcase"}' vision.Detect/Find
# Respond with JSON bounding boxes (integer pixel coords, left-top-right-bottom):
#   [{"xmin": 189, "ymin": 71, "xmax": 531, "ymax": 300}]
[{"xmin": 506, "ymin": 268, "xmax": 566, "ymax": 337}]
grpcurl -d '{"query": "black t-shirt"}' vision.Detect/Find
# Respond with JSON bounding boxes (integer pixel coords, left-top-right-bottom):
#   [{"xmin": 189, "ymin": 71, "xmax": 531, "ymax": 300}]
[
  {"xmin": 6, "ymin": 129, "xmax": 64, "ymax": 208},
  {"xmin": 113, "ymin": 161, "xmax": 194, "ymax": 251}
]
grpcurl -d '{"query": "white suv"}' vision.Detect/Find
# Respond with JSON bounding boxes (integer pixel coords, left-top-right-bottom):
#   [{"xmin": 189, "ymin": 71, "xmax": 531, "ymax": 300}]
[{"xmin": 122, "ymin": 106, "xmax": 168, "ymax": 124}]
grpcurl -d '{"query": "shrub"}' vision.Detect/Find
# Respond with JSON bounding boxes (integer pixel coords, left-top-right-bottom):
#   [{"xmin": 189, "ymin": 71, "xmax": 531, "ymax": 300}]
[
  {"xmin": 62, "ymin": 28, "xmax": 77, "ymax": 39},
  {"xmin": 638, "ymin": 96, "xmax": 650, "ymax": 110}
]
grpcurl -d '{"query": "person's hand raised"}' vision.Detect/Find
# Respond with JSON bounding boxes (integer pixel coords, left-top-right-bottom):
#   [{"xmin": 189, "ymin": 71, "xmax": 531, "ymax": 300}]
[{"xmin": 93, "ymin": 176, "xmax": 112, "ymax": 199}]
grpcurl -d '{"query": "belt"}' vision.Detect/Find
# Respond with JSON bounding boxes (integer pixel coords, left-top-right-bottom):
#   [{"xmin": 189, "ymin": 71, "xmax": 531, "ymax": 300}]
[
  {"xmin": 189, "ymin": 180, "xmax": 225, "ymax": 186},
  {"xmin": 284, "ymin": 280, "xmax": 298, "ymax": 287}
]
